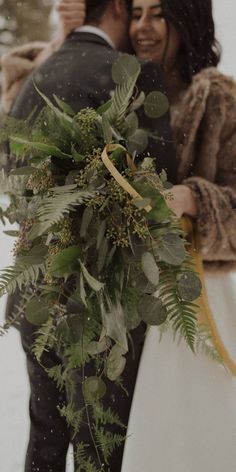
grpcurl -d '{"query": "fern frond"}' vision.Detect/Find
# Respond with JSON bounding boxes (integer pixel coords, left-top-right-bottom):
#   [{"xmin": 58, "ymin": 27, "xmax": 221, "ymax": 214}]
[
  {"xmin": 195, "ymin": 324, "xmax": 223, "ymax": 363},
  {"xmin": 46, "ymin": 364, "xmax": 66, "ymax": 391},
  {"xmin": 95, "ymin": 427, "xmax": 125, "ymax": 464},
  {"xmin": 59, "ymin": 403, "xmax": 85, "ymax": 437},
  {"xmin": 75, "ymin": 443, "xmax": 101, "ymax": 472},
  {"xmin": 158, "ymin": 264, "xmax": 198, "ymax": 352},
  {"xmin": 0, "ymin": 262, "xmax": 46, "ymax": 297},
  {"xmin": 0, "ymin": 289, "xmax": 35, "ymax": 335},
  {"xmin": 31, "ymin": 317, "xmax": 55, "ymax": 361},
  {"xmin": 106, "ymin": 72, "xmax": 140, "ymax": 133},
  {"xmin": 32, "ymin": 186, "xmax": 95, "ymax": 237},
  {"xmin": 93, "ymin": 402, "xmax": 126, "ymax": 430}
]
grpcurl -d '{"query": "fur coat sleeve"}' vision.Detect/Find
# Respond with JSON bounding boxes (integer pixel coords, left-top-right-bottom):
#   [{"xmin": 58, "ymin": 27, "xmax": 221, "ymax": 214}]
[
  {"xmin": 172, "ymin": 68, "xmax": 236, "ymax": 266},
  {"xmin": 0, "ymin": 36, "xmax": 62, "ymax": 113}
]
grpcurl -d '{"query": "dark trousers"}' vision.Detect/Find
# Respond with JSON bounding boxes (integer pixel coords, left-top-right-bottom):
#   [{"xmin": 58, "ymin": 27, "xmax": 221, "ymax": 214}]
[{"xmin": 20, "ymin": 318, "xmax": 145, "ymax": 472}]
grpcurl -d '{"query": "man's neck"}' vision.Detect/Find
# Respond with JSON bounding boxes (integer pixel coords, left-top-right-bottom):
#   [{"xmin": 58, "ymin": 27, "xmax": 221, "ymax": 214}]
[{"xmin": 74, "ymin": 25, "xmax": 115, "ymax": 49}]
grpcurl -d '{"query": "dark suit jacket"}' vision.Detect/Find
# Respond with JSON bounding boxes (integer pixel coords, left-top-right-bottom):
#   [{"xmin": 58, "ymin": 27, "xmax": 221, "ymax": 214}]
[{"xmin": 11, "ymin": 31, "xmax": 177, "ymax": 183}]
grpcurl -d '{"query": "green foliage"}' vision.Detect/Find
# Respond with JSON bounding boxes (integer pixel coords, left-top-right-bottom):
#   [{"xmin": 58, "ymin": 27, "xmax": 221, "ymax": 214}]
[
  {"xmin": 0, "ymin": 262, "xmax": 46, "ymax": 297},
  {"xmin": 75, "ymin": 443, "xmax": 100, "ymax": 472},
  {"xmin": 95, "ymin": 428, "xmax": 125, "ymax": 464},
  {"xmin": 0, "ymin": 52, "xmax": 210, "ymax": 470}
]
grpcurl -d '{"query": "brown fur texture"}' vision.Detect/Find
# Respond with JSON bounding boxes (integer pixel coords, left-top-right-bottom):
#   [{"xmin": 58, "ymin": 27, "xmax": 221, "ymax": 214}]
[
  {"xmin": 0, "ymin": 38, "xmax": 62, "ymax": 113},
  {"xmin": 172, "ymin": 68, "xmax": 236, "ymax": 271}
]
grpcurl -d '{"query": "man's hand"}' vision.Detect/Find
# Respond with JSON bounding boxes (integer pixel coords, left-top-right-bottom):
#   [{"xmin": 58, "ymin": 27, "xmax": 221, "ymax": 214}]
[
  {"xmin": 165, "ymin": 185, "xmax": 198, "ymax": 218},
  {"xmin": 57, "ymin": 0, "xmax": 86, "ymax": 39}
]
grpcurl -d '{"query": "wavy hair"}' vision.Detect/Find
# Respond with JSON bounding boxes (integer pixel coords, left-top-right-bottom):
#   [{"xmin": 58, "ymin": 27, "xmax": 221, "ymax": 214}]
[{"xmin": 161, "ymin": 0, "xmax": 221, "ymax": 83}]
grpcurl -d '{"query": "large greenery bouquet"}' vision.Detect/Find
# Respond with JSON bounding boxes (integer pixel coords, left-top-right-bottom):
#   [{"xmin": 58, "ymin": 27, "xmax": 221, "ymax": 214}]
[{"xmin": 0, "ymin": 55, "xmax": 211, "ymax": 471}]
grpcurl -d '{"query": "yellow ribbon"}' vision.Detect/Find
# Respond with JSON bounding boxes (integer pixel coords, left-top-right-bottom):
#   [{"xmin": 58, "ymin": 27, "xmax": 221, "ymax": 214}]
[
  {"xmin": 101, "ymin": 145, "xmax": 236, "ymax": 375},
  {"xmin": 101, "ymin": 144, "xmax": 152, "ymax": 212},
  {"xmin": 182, "ymin": 217, "xmax": 236, "ymax": 376}
]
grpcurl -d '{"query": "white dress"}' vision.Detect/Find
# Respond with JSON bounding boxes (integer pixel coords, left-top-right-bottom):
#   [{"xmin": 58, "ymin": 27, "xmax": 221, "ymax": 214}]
[{"xmin": 121, "ymin": 271, "xmax": 236, "ymax": 472}]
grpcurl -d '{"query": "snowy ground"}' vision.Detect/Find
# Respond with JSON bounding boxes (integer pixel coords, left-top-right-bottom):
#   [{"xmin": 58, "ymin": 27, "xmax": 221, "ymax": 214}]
[{"xmin": 0, "ymin": 1, "xmax": 236, "ymax": 471}]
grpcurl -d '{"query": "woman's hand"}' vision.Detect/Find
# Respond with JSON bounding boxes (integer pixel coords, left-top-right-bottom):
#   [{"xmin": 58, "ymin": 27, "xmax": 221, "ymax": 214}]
[
  {"xmin": 165, "ymin": 185, "xmax": 198, "ymax": 218},
  {"xmin": 57, "ymin": 0, "xmax": 86, "ymax": 39}
]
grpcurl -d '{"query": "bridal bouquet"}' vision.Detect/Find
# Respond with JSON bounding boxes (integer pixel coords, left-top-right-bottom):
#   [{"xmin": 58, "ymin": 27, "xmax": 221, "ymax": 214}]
[{"xmin": 0, "ymin": 55, "xmax": 209, "ymax": 470}]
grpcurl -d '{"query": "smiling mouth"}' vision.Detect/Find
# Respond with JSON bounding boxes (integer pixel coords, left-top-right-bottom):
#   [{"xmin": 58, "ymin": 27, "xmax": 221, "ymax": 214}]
[{"xmin": 136, "ymin": 39, "xmax": 159, "ymax": 48}]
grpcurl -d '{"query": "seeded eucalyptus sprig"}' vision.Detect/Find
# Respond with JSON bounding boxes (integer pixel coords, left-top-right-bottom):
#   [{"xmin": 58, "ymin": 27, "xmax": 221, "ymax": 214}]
[{"xmin": 0, "ymin": 54, "xmax": 208, "ymax": 471}]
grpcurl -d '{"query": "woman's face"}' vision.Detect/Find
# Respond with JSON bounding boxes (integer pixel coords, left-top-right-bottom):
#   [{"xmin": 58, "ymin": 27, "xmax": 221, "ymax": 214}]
[{"xmin": 129, "ymin": 0, "xmax": 181, "ymax": 72}]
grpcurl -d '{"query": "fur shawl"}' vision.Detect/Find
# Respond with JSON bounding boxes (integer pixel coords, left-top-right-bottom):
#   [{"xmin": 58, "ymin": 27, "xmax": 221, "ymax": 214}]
[
  {"xmin": 0, "ymin": 38, "xmax": 61, "ymax": 113},
  {"xmin": 172, "ymin": 68, "xmax": 236, "ymax": 270}
]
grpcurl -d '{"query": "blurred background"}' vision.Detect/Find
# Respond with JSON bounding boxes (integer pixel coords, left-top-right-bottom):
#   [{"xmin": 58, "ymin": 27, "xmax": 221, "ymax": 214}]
[{"xmin": 0, "ymin": 0, "xmax": 236, "ymax": 471}]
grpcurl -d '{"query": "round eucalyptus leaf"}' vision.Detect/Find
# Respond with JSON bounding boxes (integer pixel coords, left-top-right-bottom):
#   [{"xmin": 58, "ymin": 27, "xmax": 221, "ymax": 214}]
[
  {"xmin": 144, "ymin": 91, "xmax": 169, "ymax": 119},
  {"xmin": 125, "ymin": 112, "xmax": 139, "ymax": 137},
  {"xmin": 82, "ymin": 376, "xmax": 107, "ymax": 402},
  {"xmin": 106, "ymin": 345, "xmax": 127, "ymax": 381},
  {"xmin": 141, "ymin": 252, "xmax": 160, "ymax": 286},
  {"xmin": 139, "ymin": 295, "xmax": 167, "ymax": 326},
  {"xmin": 132, "ymin": 273, "xmax": 154, "ymax": 294},
  {"xmin": 25, "ymin": 297, "xmax": 50, "ymax": 326},
  {"xmin": 158, "ymin": 233, "xmax": 186, "ymax": 266},
  {"xmin": 127, "ymin": 129, "xmax": 148, "ymax": 155},
  {"xmin": 112, "ymin": 54, "xmax": 141, "ymax": 84},
  {"xmin": 177, "ymin": 272, "xmax": 202, "ymax": 301}
]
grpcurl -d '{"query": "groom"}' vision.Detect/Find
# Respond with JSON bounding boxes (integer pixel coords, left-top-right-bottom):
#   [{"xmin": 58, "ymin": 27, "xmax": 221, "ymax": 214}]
[{"xmin": 10, "ymin": 0, "xmax": 176, "ymax": 471}]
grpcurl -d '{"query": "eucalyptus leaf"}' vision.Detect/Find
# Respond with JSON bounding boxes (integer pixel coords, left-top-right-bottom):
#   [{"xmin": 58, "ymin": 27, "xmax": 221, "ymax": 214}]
[
  {"xmin": 49, "ymin": 246, "xmax": 81, "ymax": 277},
  {"xmin": 127, "ymin": 129, "xmax": 148, "ymax": 154},
  {"xmin": 87, "ymin": 337, "xmax": 111, "ymax": 356},
  {"xmin": 139, "ymin": 295, "xmax": 167, "ymax": 326},
  {"xmin": 158, "ymin": 233, "xmax": 186, "ymax": 266},
  {"xmin": 132, "ymin": 181, "xmax": 169, "ymax": 222},
  {"xmin": 177, "ymin": 272, "xmax": 202, "ymax": 301},
  {"xmin": 10, "ymin": 137, "xmax": 71, "ymax": 159},
  {"xmin": 102, "ymin": 114, "xmax": 113, "ymax": 143},
  {"xmin": 10, "ymin": 166, "xmax": 35, "ymax": 176},
  {"xmin": 125, "ymin": 112, "xmax": 139, "ymax": 137},
  {"xmin": 80, "ymin": 206, "xmax": 93, "ymax": 238},
  {"xmin": 34, "ymin": 85, "xmax": 73, "ymax": 125},
  {"xmin": 141, "ymin": 252, "xmax": 160, "ymax": 286},
  {"xmin": 97, "ymin": 220, "xmax": 107, "ymax": 250},
  {"xmin": 53, "ymin": 94, "xmax": 75, "ymax": 116},
  {"xmin": 129, "ymin": 91, "xmax": 146, "ymax": 112},
  {"xmin": 97, "ymin": 99, "xmax": 112, "ymax": 115},
  {"xmin": 106, "ymin": 344, "xmax": 126, "ymax": 381},
  {"xmin": 112, "ymin": 54, "xmax": 141, "ymax": 84},
  {"xmin": 144, "ymin": 91, "xmax": 169, "ymax": 119},
  {"xmin": 97, "ymin": 237, "xmax": 109, "ymax": 273},
  {"xmin": 80, "ymin": 261, "xmax": 105, "ymax": 292},
  {"xmin": 133, "ymin": 198, "xmax": 151, "ymax": 209},
  {"xmin": 101, "ymin": 296, "xmax": 128, "ymax": 352},
  {"xmin": 82, "ymin": 376, "xmax": 107, "ymax": 402},
  {"xmin": 17, "ymin": 244, "xmax": 48, "ymax": 265},
  {"xmin": 123, "ymin": 287, "xmax": 141, "ymax": 330},
  {"xmin": 25, "ymin": 297, "xmax": 50, "ymax": 326},
  {"xmin": 3, "ymin": 230, "xmax": 20, "ymax": 237}
]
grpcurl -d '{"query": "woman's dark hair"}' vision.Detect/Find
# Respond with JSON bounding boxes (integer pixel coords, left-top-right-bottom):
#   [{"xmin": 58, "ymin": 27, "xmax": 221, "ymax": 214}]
[
  {"xmin": 161, "ymin": 0, "xmax": 221, "ymax": 83},
  {"xmin": 86, "ymin": 0, "xmax": 132, "ymax": 23}
]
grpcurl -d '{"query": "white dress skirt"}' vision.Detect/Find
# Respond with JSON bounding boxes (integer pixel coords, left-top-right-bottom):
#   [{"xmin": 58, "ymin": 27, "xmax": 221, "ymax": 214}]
[{"xmin": 121, "ymin": 271, "xmax": 236, "ymax": 472}]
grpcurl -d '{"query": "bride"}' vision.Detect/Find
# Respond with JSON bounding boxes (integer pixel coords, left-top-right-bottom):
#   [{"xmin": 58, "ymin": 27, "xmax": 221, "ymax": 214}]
[
  {"xmin": 1, "ymin": 0, "xmax": 236, "ymax": 470},
  {"xmin": 122, "ymin": 1, "xmax": 236, "ymax": 471}
]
